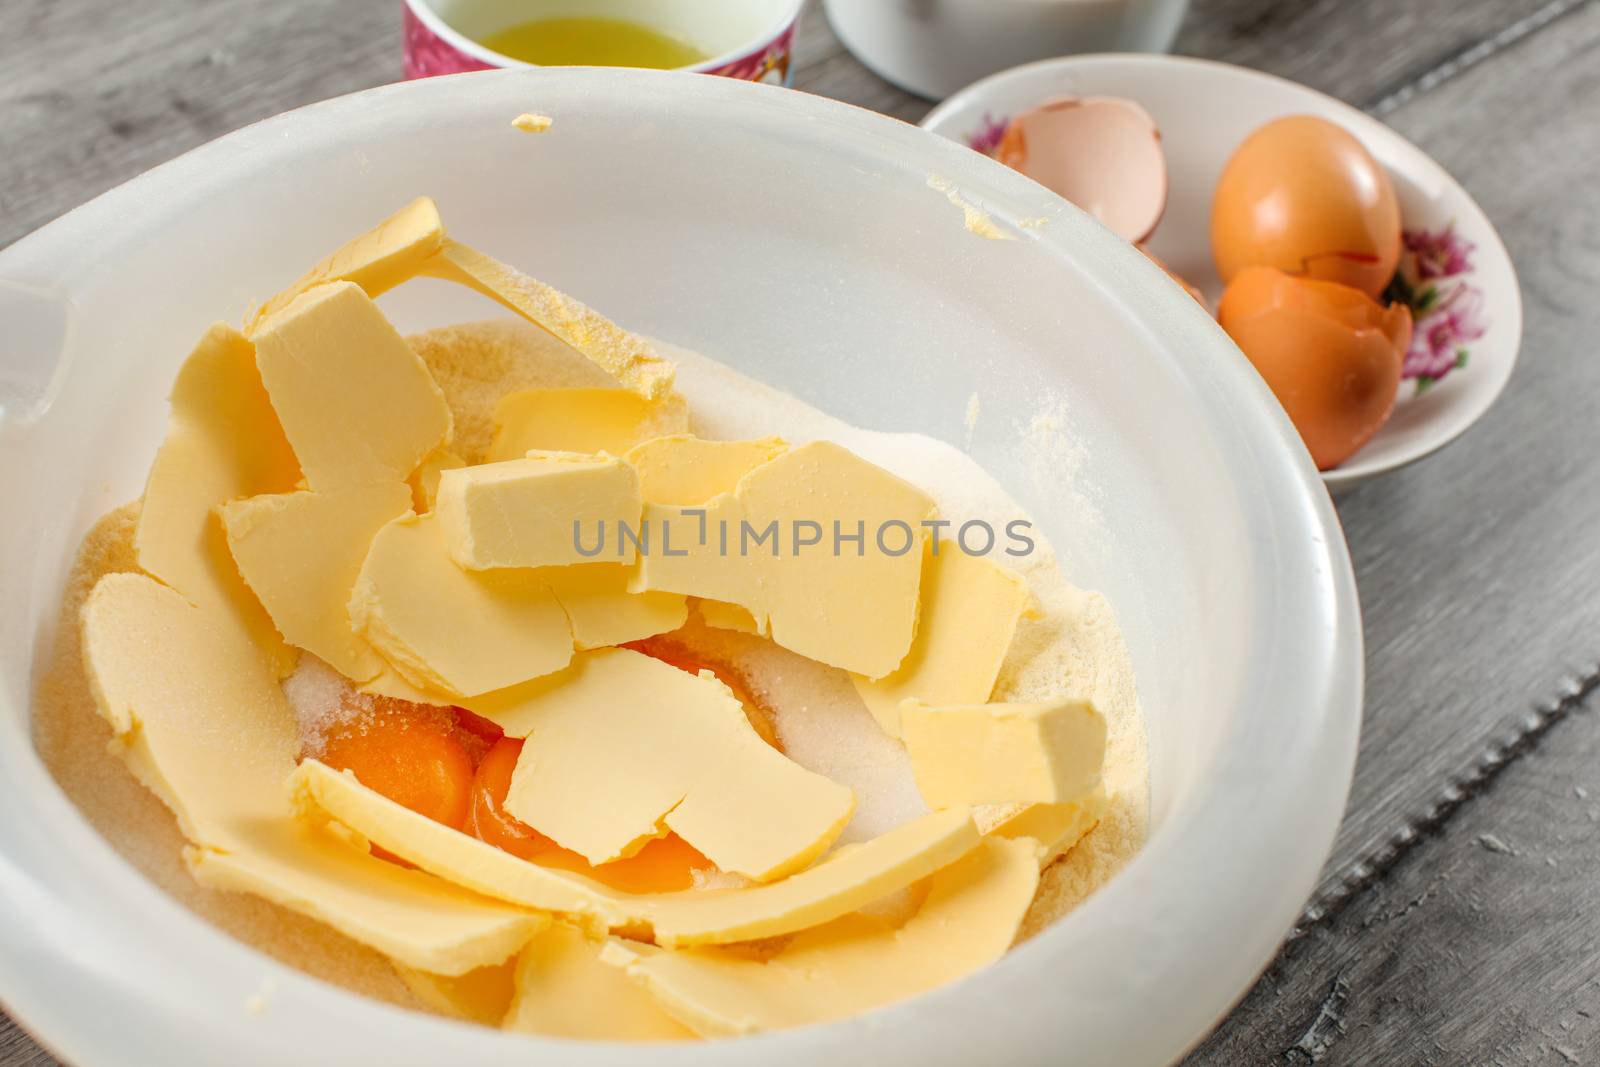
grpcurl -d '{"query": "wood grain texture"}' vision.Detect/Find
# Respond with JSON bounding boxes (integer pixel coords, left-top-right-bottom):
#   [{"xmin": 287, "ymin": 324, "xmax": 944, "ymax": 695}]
[{"xmin": 4, "ymin": 0, "xmax": 1597, "ymax": 1064}]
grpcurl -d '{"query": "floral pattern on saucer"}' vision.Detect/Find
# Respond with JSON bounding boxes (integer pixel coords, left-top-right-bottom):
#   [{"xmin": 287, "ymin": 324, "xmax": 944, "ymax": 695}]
[{"xmin": 1384, "ymin": 223, "xmax": 1486, "ymax": 392}]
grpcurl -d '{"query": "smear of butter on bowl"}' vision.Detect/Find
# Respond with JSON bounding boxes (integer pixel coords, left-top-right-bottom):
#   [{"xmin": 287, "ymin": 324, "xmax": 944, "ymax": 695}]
[
  {"xmin": 512, "ymin": 113, "xmax": 553, "ymax": 134},
  {"xmin": 927, "ymin": 176, "xmax": 1016, "ymax": 242}
]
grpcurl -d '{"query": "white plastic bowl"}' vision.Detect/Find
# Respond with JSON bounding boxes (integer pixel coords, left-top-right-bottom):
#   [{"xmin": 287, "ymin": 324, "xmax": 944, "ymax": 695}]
[{"xmin": 0, "ymin": 69, "xmax": 1360, "ymax": 1066}]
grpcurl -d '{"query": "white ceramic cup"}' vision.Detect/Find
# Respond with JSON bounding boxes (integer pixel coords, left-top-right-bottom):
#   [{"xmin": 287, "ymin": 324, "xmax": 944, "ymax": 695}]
[
  {"xmin": 404, "ymin": 0, "xmax": 804, "ymax": 83},
  {"xmin": 824, "ymin": 0, "xmax": 1190, "ymax": 99}
]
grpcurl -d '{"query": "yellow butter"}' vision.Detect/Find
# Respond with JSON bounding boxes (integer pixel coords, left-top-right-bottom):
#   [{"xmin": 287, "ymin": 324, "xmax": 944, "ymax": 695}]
[
  {"xmin": 295, "ymin": 759, "xmax": 976, "ymax": 947},
  {"xmin": 349, "ymin": 512, "xmax": 572, "ymax": 697},
  {"xmin": 251, "ymin": 281, "xmax": 452, "ymax": 492},
  {"xmin": 602, "ymin": 836, "xmax": 1040, "ymax": 1037},
  {"xmin": 219, "ymin": 482, "xmax": 412, "ymax": 682},
  {"xmin": 986, "ymin": 785, "xmax": 1108, "ymax": 868},
  {"xmin": 82, "ymin": 573, "xmax": 544, "ymax": 975},
  {"xmin": 695, "ymin": 599, "xmax": 760, "ymax": 634},
  {"xmin": 394, "ymin": 959, "xmax": 519, "ymax": 1027},
  {"xmin": 410, "ymin": 447, "xmax": 465, "ymax": 513},
  {"xmin": 853, "ymin": 548, "xmax": 1031, "ymax": 737},
  {"xmin": 900, "ymin": 697, "xmax": 1107, "ymax": 807},
  {"xmin": 539, "ymin": 562, "xmax": 686, "ymax": 649},
  {"xmin": 506, "ymin": 923, "xmax": 692, "ymax": 1041},
  {"xmin": 435, "ymin": 452, "xmax": 642, "ymax": 570},
  {"xmin": 421, "ymin": 238, "xmax": 674, "ymax": 399},
  {"xmin": 251, "ymin": 197, "xmax": 446, "ymax": 327},
  {"xmin": 633, "ymin": 441, "xmax": 936, "ymax": 676},
  {"xmin": 134, "ymin": 323, "xmax": 300, "ymax": 675},
  {"xmin": 625, "ymin": 435, "xmax": 787, "ymax": 505},
  {"xmin": 467, "ymin": 648, "xmax": 852, "ymax": 879},
  {"xmin": 488, "ymin": 388, "xmax": 689, "ymax": 463}
]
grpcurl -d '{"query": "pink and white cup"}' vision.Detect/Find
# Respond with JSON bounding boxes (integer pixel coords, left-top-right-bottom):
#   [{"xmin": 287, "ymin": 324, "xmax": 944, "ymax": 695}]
[{"xmin": 404, "ymin": 0, "xmax": 804, "ymax": 83}]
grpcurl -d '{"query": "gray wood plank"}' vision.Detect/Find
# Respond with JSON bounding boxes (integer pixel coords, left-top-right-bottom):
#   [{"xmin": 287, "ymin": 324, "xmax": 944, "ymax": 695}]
[{"xmin": 1188, "ymin": 663, "xmax": 1600, "ymax": 1065}]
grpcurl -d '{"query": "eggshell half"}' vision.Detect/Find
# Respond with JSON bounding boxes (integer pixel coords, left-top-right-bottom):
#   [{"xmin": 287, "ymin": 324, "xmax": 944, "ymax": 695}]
[
  {"xmin": 1219, "ymin": 267, "xmax": 1411, "ymax": 470},
  {"xmin": 997, "ymin": 96, "xmax": 1168, "ymax": 244}
]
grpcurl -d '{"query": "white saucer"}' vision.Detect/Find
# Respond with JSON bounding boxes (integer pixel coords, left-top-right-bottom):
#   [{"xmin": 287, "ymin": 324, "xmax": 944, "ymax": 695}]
[{"xmin": 924, "ymin": 55, "xmax": 1522, "ymax": 489}]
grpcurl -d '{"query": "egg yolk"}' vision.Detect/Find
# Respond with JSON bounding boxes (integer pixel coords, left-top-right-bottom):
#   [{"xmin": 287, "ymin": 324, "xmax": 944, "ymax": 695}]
[
  {"xmin": 319, "ymin": 708, "xmax": 475, "ymax": 831},
  {"xmin": 469, "ymin": 736, "xmax": 714, "ymax": 893},
  {"xmin": 1219, "ymin": 266, "xmax": 1412, "ymax": 470}
]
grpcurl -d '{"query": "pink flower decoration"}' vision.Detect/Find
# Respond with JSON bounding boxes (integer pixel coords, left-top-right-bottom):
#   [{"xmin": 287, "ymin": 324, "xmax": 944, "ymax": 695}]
[
  {"xmin": 1404, "ymin": 225, "xmax": 1476, "ymax": 281},
  {"xmin": 968, "ymin": 114, "xmax": 1010, "ymax": 156},
  {"xmin": 1405, "ymin": 282, "xmax": 1486, "ymax": 382}
]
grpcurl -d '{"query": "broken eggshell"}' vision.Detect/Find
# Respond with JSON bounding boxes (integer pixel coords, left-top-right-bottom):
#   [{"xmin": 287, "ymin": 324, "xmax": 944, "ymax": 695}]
[
  {"xmin": 1218, "ymin": 266, "xmax": 1412, "ymax": 471},
  {"xmin": 995, "ymin": 95, "xmax": 1168, "ymax": 244}
]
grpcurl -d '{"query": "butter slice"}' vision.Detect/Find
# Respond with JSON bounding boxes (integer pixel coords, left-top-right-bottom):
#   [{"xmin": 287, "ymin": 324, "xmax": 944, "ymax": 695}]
[
  {"xmin": 251, "ymin": 197, "xmax": 445, "ymax": 327},
  {"xmin": 394, "ymin": 959, "xmax": 518, "ymax": 1027},
  {"xmin": 294, "ymin": 759, "xmax": 976, "ymax": 947},
  {"xmin": 421, "ymin": 239, "xmax": 674, "ymax": 400},
  {"xmin": 349, "ymin": 512, "xmax": 572, "ymax": 697},
  {"xmin": 410, "ymin": 447, "xmax": 466, "ymax": 513},
  {"xmin": 82, "ymin": 573, "xmax": 543, "ymax": 975},
  {"xmin": 134, "ymin": 323, "xmax": 300, "ymax": 675},
  {"xmin": 539, "ymin": 563, "xmax": 686, "ymax": 649},
  {"xmin": 987, "ymin": 785, "xmax": 1109, "ymax": 868},
  {"xmin": 489, "ymin": 388, "xmax": 689, "ymax": 463},
  {"xmin": 472, "ymin": 648, "xmax": 852, "ymax": 879},
  {"xmin": 602, "ymin": 836, "xmax": 1039, "ymax": 1037},
  {"xmin": 220, "ymin": 482, "xmax": 412, "ymax": 682},
  {"xmin": 633, "ymin": 442, "xmax": 936, "ymax": 677},
  {"xmin": 696, "ymin": 599, "xmax": 760, "ymax": 634},
  {"xmin": 900, "ymin": 697, "xmax": 1107, "ymax": 807},
  {"xmin": 626, "ymin": 435, "xmax": 787, "ymax": 505},
  {"xmin": 252, "ymin": 281, "xmax": 452, "ymax": 492},
  {"xmin": 853, "ymin": 549, "xmax": 1031, "ymax": 737},
  {"xmin": 435, "ymin": 452, "xmax": 642, "ymax": 570},
  {"xmin": 506, "ymin": 923, "xmax": 692, "ymax": 1041}
]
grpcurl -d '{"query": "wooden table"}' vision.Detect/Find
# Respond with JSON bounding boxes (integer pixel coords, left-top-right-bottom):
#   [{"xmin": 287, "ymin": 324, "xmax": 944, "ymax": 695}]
[{"xmin": 4, "ymin": 1, "xmax": 1597, "ymax": 1062}]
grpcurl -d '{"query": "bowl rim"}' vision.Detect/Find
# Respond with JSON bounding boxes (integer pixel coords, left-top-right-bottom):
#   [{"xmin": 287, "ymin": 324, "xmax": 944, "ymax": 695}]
[
  {"xmin": 921, "ymin": 52, "xmax": 1524, "ymax": 490},
  {"xmin": 400, "ymin": 0, "xmax": 807, "ymax": 75},
  {"xmin": 0, "ymin": 66, "xmax": 1362, "ymax": 1066}
]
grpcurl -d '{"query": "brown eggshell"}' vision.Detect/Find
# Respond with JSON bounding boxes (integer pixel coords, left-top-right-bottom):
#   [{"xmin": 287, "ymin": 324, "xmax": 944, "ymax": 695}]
[
  {"xmin": 1211, "ymin": 115, "xmax": 1403, "ymax": 298},
  {"xmin": 1218, "ymin": 267, "xmax": 1411, "ymax": 470}
]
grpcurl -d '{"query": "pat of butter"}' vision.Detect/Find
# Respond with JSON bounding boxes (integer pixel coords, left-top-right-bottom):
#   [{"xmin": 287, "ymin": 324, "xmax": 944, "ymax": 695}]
[
  {"xmin": 410, "ymin": 447, "xmax": 465, "ymax": 513},
  {"xmin": 853, "ymin": 548, "xmax": 1031, "ymax": 737},
  {"xmin": 349, "ymin": 512, "xmax": 573, "ymax": 698},
  {"xmin": 250, "ymin": 197, "xmax": 446, "ymax": 327},
  {"xmin": 134, "ymin": 323, "xmax": 300, "ymax": 676},
  {"xmin": 295, "ymin": 759, "xmax": 975, "ymax": 947},
  {"xmin": 394, "ymin": 959, "xmax": 518, "ymax": 1027},
  {"xmin": 986, "ymin": 784, "xmax": 1109, "ymax": 868},
  {"xmin": 469, "ymin": 648, "xmax": 853, "ymax": 880},
  {"xmin": 635, "ymin": 441, "xmax": 936, "ymax": 678},
  {"xmin": 695, "ymin": 599, "xmax": 760, "ymax": 634},
  {"xmin": 82, "ymin": 573, "xmax": 544, "ymax": 975},
  {"xmin": 601, "ymin": 836, "xmax": 1040, "ymax": 1037},
  {"xmin": 505, "ymin": 923, "xmax": 692, "ymax": 1041},
  {"xmin": 435, "ymin": 451, "xmax": 642, "ymax": 570},
  {"xmin": 900, "ymin": 697, "xmax": 1107, "ymax": 807},
  {"xmin": 220, "ymin": 482, "xmax": 412, "ymax": 682},
  {"xmin": 489, "ymin": 388, "xmax": 689, "ymax": 463},
  {"xmin": 251, "ymin": 281, "xmax": 452, "ymax": 492},
  {"xmin": 538, "ymin": 563, "xmax": 686, "ymax": 649},
  {"xmin": 625, "ymin": 435, "xmax": 787, "ymax": 505},
  {"xmin": 421, "ymin": 239, "xmax": 674, "ymax": 400}
]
